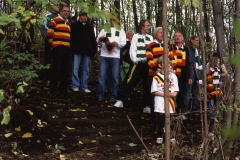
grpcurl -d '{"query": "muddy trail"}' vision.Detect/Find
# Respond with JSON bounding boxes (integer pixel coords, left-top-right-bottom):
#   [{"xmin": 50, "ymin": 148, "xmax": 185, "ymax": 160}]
[{"xmin": 0, "ymin": 59, "xmax": 203, "ymax": 160}]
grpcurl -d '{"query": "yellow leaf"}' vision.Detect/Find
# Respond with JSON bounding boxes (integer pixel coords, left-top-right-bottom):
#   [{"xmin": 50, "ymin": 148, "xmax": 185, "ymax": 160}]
[
  {"xmin": 13, "ymin": 151, "xmax": 18, "ymax": 155},
  {"xmin": 66, "ymin": 126, "xmax": 75, "ymax": 130},
  {"xmin": 22, "ymin": 132, "xmax": 33, "ymax": 138},
  {"xmin": 92, "ymin": 124, "xmax": 95, "ymax": 128},
  {"xmin": 30, "ymin": 11, "xmax": 36, "ymax": 16},
  {"xmin": 116, "ymin": 148, "xmax": 121, "ymax": 150},
  {"xmin": 60, "ymin": 154, "xmax": 66, "ymax": 160},
  {"xmin": 87, "ymin": 152, "xmax": 95, "ymax": 156},
  {"xmin": 91, "ymin": 140, "xmax": 97, "ymax": 143},
  {"xmin": 15, "ymin": 126, "xmax": 21, "ymax": 131},
  {"xmin": 43, "ymin": 104, "xmax": 47, "ymax": 107},
  {"xmin": 27, "ymin": 110, "xmax": 33, "ymax": 116},
  {"xmin": 4, "ymin": 133, "xmax": 12, "ymax": 138},
  {"xmin": 30, "ymin": 19, "xmax": 36, "ymax": 24}
]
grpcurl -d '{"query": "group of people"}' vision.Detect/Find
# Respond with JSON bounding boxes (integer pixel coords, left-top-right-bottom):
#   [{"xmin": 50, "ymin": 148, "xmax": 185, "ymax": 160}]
[{"xmin": 41, "ymin": 4, "xmax": 227, "ymax": 144}]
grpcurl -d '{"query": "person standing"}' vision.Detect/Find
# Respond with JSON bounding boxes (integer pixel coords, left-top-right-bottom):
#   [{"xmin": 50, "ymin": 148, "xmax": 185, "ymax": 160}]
[
  {"xmin": 114, "ymin": 19, "xmax": 153, "ymax": 108},
  {"xmin": 151, "ymin": 57, "xmax": 179, "ymax": 144},
  {"xmin": 47, "ymin": 5, "xmax": 71, "ymax": 95},
  {"xmin": 96, "ymin": 18, "xmax": 126, "ymax": 102},
  {"xmin": 40, "ymin": 3, "xmax": 59, "ymax": 87},
  {"xmin": 71, "ymin": 12, "xmax": 96, "ymax": 93},
  {"xmin": 182, "ymin": 36, "xmax": 201, "ymax": 111},
  {"xmin": 171, "ymin": 32, "xmax": 191, "ymax": 112}
]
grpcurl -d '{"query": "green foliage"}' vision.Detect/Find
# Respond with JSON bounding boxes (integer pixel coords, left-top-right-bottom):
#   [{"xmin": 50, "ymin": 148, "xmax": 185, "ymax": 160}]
[
  {"xmin": 0, "ymin": 90, "xmax": 4, "ymax": 102},
  {"xmin": 221, "ymin": 127, "xmax": 240, "ymax": 140},
  {"xmin": 1, "ymin": 106, "xmax": 11, "ymax": 125},
  {"xmin": 234, "ymin": 19, "xmax": 240, "ymax": 40}
]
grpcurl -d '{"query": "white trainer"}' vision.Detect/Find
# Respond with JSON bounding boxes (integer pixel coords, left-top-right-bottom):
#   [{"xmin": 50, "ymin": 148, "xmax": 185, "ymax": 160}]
[
  {"xmin": 73, "ymin": 88, "xmax": 79, "ymax": 91},
  {"xmin": 143, "ymin": 106, "xmax": 151, "ymax": 113},
  {"xmin": 156, "ymin": 138, "xmax": 163, "ymax": 144},
  {"xmin": 84, "ymin": 89, "xmax": 91, "ymax": 93},
  {"xmin": 113, "ymin": 100, "xmax": 123, "ymax": 108}
]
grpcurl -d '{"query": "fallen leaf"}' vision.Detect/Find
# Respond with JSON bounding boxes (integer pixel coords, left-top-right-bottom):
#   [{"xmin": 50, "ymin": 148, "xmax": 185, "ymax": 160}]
[
  {"xmin": 66, "ymin": 126, "xmax": 75, "ymax": 130},
  {"xmin": 128, "ymin": 143, "xmax": 137, "ymax": 147},
  {"xmin": 68, "ymin": 108, "xmax": 86, "ymax": 112},
  {"xmin": 52, "ymin": 115, "xmax": 58, "ymax": 118},
  {"xmin": 79, "ymin": 141, "xmax": 84, "ymax": 144},
  {"xmin": 87, "ymin": 152, "xmax": 95, "ymax": 156},
  {"xmin": 22, "ymin": 132, "xmax": 33, "ymax": 138},
  {"xmin": 36, "ymin": 140, "xmax": 41, "ymax": 143},
  {"xmin": 13, "ymin": 151, "xmax": 18, "ymax": 155},
  {"xmin": 15, "ymin": 126, "xmax": 21, "ymax": 131},
  {"xmin": 4, "ymin": 133, "xmax": 12, "ymax": 138},
  {"xmin": 116, "ymin": 148, "xmax": 121, "ymax": 150},
  {"xmin": 91, "ymin": 140, "xmax": 97, "ymax": 143},
  {"xmin": 43, "ymin": 104, "xmax": 47, "ymax": 107},
  {"xmin": 27, "ymin": 110, "xmax": 33, "ymax": 116},
  {"xmin": 60, "ymin": 154, "xmax": 66, "ymax": 160},
  {"xmin": 92, "ymin": 124, "xmax": 95, "ymax": 128}
]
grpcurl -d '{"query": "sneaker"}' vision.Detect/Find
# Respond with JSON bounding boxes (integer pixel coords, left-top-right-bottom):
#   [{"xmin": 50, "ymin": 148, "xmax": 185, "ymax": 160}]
[
  {"xmin": 156, "ymin": 138, "xmax": 163, "ymax": 144},
  {"xmin": 73, "ymin": 88, "xmax": 79, "ymax": 92},
  {"xmin": 46, "ymin": 80, "xmax": 50, "ymax": 87},
  {"xmin": 84, "ymin": 89, "xmax": 91, "ymax": 93},
  {"xmin": 113, "ymin": 100, "xmax": 123, "ymax": 108},
  {"xmin": 143, "ymin": 106, "xmax": 151, "ymax": 113}
]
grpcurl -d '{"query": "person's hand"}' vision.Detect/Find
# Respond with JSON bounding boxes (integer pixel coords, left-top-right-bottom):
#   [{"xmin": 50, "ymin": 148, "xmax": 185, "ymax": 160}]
[
  {"xmin": 188, "ymin": 79, "xmax": 192, "ymax": 84},
  {"xmin": 112, "ymin": 42, "xmax": 118, "ymax": 47},
  {"xmin": 99, "ymin": 36, "xmax": 105, "ymax": 41}
]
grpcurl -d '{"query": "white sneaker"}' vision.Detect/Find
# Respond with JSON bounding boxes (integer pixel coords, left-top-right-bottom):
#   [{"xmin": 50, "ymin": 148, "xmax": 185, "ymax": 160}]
[
  {"xmin": 84, "ymin": 89, "xmax": 91, "ymax": 93},
  {"xmin": 143, "ymin": 106, "xmax": 151, "ymax": 113},
  {"xmin": 156, "ymin": 138, "xmax": 163, "ymax": 144},
  {"xmin": 73, "ymin": 88, "xmax": 79, "ymax": 92},
  {"xmin": 113, "ymin": 100, "xmax": 123, "ymax": 108}
]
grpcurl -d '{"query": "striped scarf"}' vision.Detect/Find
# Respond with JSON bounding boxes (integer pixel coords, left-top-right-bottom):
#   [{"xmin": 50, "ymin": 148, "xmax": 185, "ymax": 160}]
[
  {"xmin": 136, "ymin": 33, "xmax": 152, "ymax": 58},
  {"xmin": 153, "ymin": 74, "xmax": 176, "ymax": 113},
  {"xmin": 195, "ymin": 48, "xmax": 203, "ymax": 84},
  {"xmin": 207, "ymin": 67, "xmax": 223, "ymax": 98}
]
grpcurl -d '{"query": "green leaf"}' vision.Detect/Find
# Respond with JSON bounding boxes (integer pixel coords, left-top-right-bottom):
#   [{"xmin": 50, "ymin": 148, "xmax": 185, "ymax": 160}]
[
  {"xmin": 1, "ymin": 106, "xmax": 11, "ymax": 125},
  {"xmin": 88, "ymin": 6, "xmax": 95, "ymax": 13},
  {"xmin": 231, "ymin": 54, "xmax": 240, "ymax": 66},
  {"xmin": 0, "ymin": 90, "xmax": 4, "ymax": 102},
  {"xmin": 0, "ymin": 29, "xmax": 4, "ymax": 35},
  {"xmin": 128, "ymin": 143, "xmax": 137, "ymax": 147},
  {"xmin": 16, "ymin": 86, "xmax": 24, "ymax": 94},
  {"xmin": 221, "ymin": 127, "xmax": 240, "ymax": 140},
  {"xmin": 103, "ymin": 23, "xmax": 111, "ymax": 32},
  {"xmin": 192, "ymin": 0, "xmax": 200, "ymax": 7},
  {"xmin": 184, "ymin": 0, "xmax": 191, "ymax": 5},
  {"xmin": 234, "ymin": 19, "xmax": 240, "ymax": 40},
  {"xmin": 7, "ymin": 0, "xmax": 13, "ymax": 5},
  {"xmin": 0, "ymin": 37, "xmax": 6, "ymax": 48},
  {"xmin": 90, "ymin": 12, "xmax": 99, "ymax": 18}
]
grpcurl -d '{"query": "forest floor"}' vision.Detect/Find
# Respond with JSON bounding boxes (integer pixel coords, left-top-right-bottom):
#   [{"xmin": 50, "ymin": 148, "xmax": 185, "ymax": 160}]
[{"xmin": 0, "ymin": 56, "xmax": 204, "ymax": 160}]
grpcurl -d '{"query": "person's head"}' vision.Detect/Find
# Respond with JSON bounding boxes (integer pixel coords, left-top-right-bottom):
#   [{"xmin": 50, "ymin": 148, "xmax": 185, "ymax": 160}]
[
  {"xmin": 157, "ymin": 56, "xmax": 172, "ymax": 70},
  {"xmin": 211, "ymin": 57, "xmax": 220, "ymax": 68},
  {"xmin": 212, "ymin": 51, "xmax": 221, "ymax": 64},
  {"xmin": 59, "ymin": 5, "xmax": 70, "ymax": 19},
  {"xmin": 153, "ymin": 27, "xmax": 163, "ymax": 42},
  {"xmin": 110, "ymin": 18, "xmax": 117, "ymax": 27},
  {"xmin": 173, "ymin": 32, "xmax": 184, "ymax": 45},
  {"xmin": 139, "ymin": 19, "xmax": 151, "ymax": 34},
  {"xmin": 79, "ymin": 11, "xmax": 88, "ymax": 23},
  {"xmin": 189, "ymin": 36, "xmax": 199, "ymax": 48},
  {"xmin": 126, "ymin": 30, "xmax": 134, "ymax": 41}
]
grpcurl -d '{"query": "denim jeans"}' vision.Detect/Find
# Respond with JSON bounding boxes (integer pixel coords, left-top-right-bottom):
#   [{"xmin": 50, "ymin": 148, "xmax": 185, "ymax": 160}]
[
  {"xmin": 208, "ymin": 97, "xmax": 220, "ymax": 118},
  {"xmin": 96, "ymin": 56, "xmax": 120, "ymax": 100},
  {"xmin": 183, "ymin": 77, "xmax": 200, "ymax": 111},
  {"xmin": 72, "ymin": 54, "xmax": 90, "ymax": 90}
]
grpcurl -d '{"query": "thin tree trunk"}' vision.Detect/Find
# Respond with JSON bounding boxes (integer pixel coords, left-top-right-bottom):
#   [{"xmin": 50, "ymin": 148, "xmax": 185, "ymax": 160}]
[
  {"xmin": 114, "ymin": 0, "xmax": 120, "ymax": 20},
  {"xmin": 156, "ymin": 0, "xmax": 162, "ymax": 27},
  {"xmin": 132, "ymin": 0, "xmax": 138, "ymax": 32}
]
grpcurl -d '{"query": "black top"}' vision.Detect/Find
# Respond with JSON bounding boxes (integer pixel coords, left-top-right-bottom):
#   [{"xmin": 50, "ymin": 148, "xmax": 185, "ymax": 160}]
[
  {"xmin": 70, "ymin": 21, "xmax": 97, "ymax": 57},
  {"xmin": 120, "ymin": 41, "xmax": 133, "ymax": 65}
]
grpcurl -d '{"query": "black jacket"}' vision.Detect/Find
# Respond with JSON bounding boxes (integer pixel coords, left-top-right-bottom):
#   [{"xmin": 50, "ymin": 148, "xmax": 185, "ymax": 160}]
[{"xmin": 70, "ymin": 21, "xmax": 97, "ymax": 57}]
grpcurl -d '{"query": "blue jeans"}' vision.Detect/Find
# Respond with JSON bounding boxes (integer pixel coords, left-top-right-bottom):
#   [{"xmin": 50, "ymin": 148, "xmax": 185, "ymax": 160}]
[
  {"xmin": 208, "ymin": 97, "xmax": 220, "ymax": 118},
  {"xmin": 183, "ymin": 77, "xmax": 200, "ymax": 111},
  {"xmin": 72, "ymin": 54, "xmax": 90, "ymax": 90},
  {"xmin": 96, "ymin": 56, "xmax": 120, "ymax": 100}
]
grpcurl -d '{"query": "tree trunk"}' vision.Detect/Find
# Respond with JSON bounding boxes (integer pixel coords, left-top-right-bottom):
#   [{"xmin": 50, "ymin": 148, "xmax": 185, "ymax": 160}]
[
  {"xmin": 156, "ymin": 0, "xmax": 162, "ymax": 27},
  {"xmin": 132, "ymin": 0, "xmax": 138, "ymax": 32},
  {"xmin": 114, "ymin": 0, "xmax": 120, "ymax": 20},
  {"xmin": 212, "ymin": 0, "xmax": 226, "ymax": 57}
]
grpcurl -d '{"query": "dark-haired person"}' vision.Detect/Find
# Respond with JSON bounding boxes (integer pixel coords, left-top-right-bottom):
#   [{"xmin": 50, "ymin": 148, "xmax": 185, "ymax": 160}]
[
  {"xmin": 71, "ymin": 12, "xmax": 96, "ymax": 93},
  {"xmin": 47, "ymin": 5, "xmax": 71, "ymax": 95},
  {"xmin": 114, "ymin": 19, "xmax": 153, "ymax": 109},
  {"xmin": 182, "ymin": 36, "xmax": 201, "ymax": 112}
]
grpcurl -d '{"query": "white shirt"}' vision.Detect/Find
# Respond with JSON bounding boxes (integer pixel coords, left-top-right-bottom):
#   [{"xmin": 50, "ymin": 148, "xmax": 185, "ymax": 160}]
[
  {"xmin": 151, "ymin": 72, "xmax": 179, "ymax": 113},
  {"xmin": 96, "ymin": 27, "xmax": 126, "ymax": 58}
]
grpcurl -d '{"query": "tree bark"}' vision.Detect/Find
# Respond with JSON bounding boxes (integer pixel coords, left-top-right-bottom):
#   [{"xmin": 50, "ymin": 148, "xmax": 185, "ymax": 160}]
[
  {"xmin": 156, "ymin": 0, "xmax": 162, "ymax": 27},
  {"xmin": 132, "ymin": 0, "xmax": 138, "ymax": 32}
]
